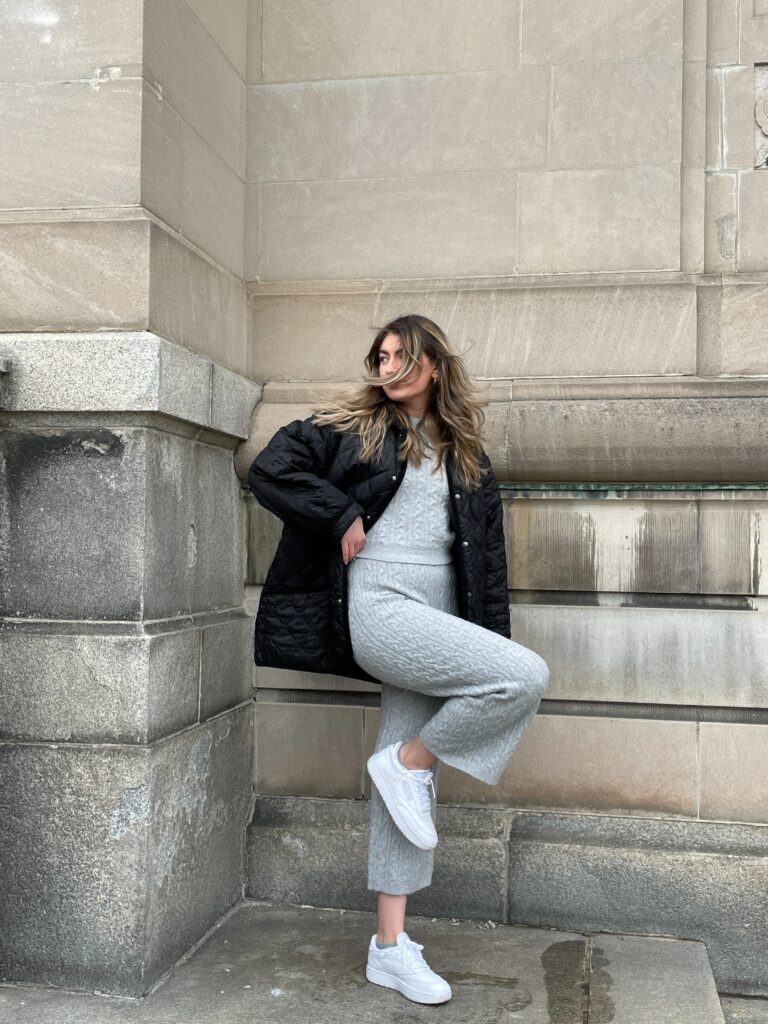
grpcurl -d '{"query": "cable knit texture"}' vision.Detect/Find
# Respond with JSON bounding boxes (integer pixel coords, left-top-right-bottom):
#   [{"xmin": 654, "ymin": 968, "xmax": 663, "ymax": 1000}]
[
  {"xmin": 356, "ymin": 415, "xmax": 455, "ymax": 564},
  {"xmin": 348, "ymin": 436, "xmax": 551, "ymax": 895}
]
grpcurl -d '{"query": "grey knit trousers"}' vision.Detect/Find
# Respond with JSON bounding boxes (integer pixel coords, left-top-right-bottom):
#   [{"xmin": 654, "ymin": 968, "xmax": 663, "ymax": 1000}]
[{"xmin": 347, "ymin": 556, "xmax": 550, "ymax": 897}]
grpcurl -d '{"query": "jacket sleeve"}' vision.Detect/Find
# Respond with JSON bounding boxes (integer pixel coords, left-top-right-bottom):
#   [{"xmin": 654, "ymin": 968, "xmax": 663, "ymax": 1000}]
[
  {"xmin": 480, "ymin": 454, "xmax": 512, "ymax": 639},
  {"xmin": 247, "ymin": 416, "xmax": 365, "ymax": 541}
]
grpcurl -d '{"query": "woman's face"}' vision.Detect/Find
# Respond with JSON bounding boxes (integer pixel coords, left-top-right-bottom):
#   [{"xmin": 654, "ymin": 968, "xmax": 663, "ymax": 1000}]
[{"xmin": 377, "ymin": 332, "xmax": 437, "ymax": 407}]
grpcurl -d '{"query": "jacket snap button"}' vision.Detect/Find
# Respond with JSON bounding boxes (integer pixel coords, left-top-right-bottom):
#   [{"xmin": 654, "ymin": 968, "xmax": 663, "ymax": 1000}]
[
  {"xmin": 337, "ymin": 598, "xmax": 342, "ymax": 603},
  {"xmin": 454, "ymin": 493, "xmax": 460, "ymax": 499},
  {"xmin": 366, "ymin": 514, "xmax": 371, "ymax": 519},
  {"xmin": 467, "ymin": 591, "xmax": 472, "ymax": 597},
  {"xmin": 462, "ymin": 540, "xmax": 469, "ymax": 547},
  {"xmin": 391, "ymin": 475, "xmax": 397, "ymax": 481}
]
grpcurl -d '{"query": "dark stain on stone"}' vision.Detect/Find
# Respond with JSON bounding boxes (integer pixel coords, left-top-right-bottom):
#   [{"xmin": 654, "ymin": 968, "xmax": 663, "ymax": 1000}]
[
  {"xmin": 541, "ymin": 939, "xmax": 588, "ymax": 1023},
  {"xmin": 586, "ymin": 944, "xmax": 615, "ymax": 1023},
  {"xmin": 5, "ymin": 429, "xmax": 125, "ymax": 483}
]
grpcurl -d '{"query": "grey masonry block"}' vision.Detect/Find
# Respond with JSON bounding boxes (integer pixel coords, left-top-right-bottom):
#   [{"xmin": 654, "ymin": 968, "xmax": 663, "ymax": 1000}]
[
  {"xmin": 0, "ymin": 705, "xmax": 253, "ymax": 998},
  {"xmin": 1, "ymin": 611, "xmax": 251, "ymax": 744},
  {"xmin": 246, "ymin": 795, "xmax": 508, "ymax": 923},
  {"xmin": 0, "ymin": 333, "xmax": 261, "ymax": 438},
  {"xmin": 1, "ymin": 427, "xmax": 244, "ymax": 622},
  {"xmin": 506, "ymin": 811, "xmax": 768, "ymax": 997}
]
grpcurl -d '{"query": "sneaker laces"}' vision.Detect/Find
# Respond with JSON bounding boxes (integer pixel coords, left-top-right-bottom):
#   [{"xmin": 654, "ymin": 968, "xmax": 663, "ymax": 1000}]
[
  {"xmin": 409, "ymin": 770, "xmax": 435, "ymax": 816},
  {"xmin": 400, "ymin": 936, "xmax": 430, "ymax": 974}
]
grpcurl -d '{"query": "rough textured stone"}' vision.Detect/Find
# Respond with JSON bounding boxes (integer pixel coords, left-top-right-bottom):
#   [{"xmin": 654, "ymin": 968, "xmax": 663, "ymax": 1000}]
[
  {"xmin": 507, "ymin": 810, "xmax": 768, "ymax": 996},
  {"xmin": 0, "ymin": 706, "xmax": 253, "ymax": 997}
]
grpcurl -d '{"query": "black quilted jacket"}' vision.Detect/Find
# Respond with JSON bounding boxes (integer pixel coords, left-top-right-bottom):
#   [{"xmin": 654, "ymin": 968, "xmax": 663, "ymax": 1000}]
[{"xmin": 247, "ymin": 415, "xmax": 511, "ymax": 684}]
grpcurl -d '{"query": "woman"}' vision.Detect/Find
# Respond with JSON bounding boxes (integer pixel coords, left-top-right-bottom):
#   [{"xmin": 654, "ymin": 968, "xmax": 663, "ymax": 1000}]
[{"xmin": 247, "ymin": 314, "xmax": 550, "ymax": 1006}]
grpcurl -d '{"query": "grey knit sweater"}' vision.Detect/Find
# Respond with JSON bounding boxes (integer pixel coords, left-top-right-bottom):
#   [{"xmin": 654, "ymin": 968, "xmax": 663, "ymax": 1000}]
[{"xmin": 356, "ymin": 414, "xmax": 455, "ymax": 564}]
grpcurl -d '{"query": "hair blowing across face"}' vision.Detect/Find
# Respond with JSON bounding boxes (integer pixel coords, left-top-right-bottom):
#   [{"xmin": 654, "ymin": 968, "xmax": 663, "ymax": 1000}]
[{"xmin": 310, "ymin": 313, "xmax": 489, "ymax": 490}]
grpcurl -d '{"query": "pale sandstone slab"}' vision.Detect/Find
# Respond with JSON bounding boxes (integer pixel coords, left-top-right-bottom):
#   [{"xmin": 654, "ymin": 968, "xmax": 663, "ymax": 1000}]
[
  {"xmin": 521, "ymin": 0, "xmax": 683, "ymax": 64},
  {"xmin": 0, "ymin": 0, "xmax": 142, "ymax": 85},
  {"xmin": 180, "ymin": 123, "xmax": 245, "ymax": 278},
  {"xmin": 684, "ymin": 0, "xmax": 707, "ymax": 62},
  {"xmin": 682, "ymin": 62, "xmax": 706, "ymax": 168},
  {"xmin": 700, "ymin": 723, "xmax": 768, "ymax": 823},
  {"xmin": 550, "ymin": 59, "xmax": 682, "ymax": 170},
  {"xmin": 185, "ymin": 0, "xmax": 248, "ymax": 79},
  {"xmin": 375, "ymin": 283, "xmax": 696, "ymax": 377},
  {"xmin": 704, "ymin": 172, "xmax": 737, "ymax": 270},
  {"xmin": 255, "ymin": 702, "xmax": 364, "ymax": 798},
  {"xmin": 262, "ymin": 0, "xmax": 520, "ymax": 82},
  {"xmin": 0, "ymin": 218, "xmax": 149, "ymax": 330},
  {"xmin": 719, "ymin": 283, "xmax": 768, "ymax": 373},
  {"xmin": 0, "ymin": 77, "xmax": 141, "ymax": 210},
  {"xmin": 248, "ymin": 68, "xmax": 549, "ymax": 182},
  {"xmin": 144, "ymin": 0, "xmax": 246, "ymax": 177},
  {"xmin": 705, "ymin": 67, "xmax": 724, "ymax": 170},
  {"xmin": 722, "ymin": 65, "xmax": 757, "ymax": 169},
  {"xmin": 437, "ymin": 714, "xmax": 698, "ymax": 817},
  {"xmin": 681, "ymin": 166, "xmax": 706, "ymax": 272},
  {"xmin": 707, "ymin": 0, "xmax": 740, "ymax": 65},
  {"xmin": 512, "ymin": 603, "xmax": 768, "ymax": 707},
  {"xmin": 518, "ymin": 165, "xmax": 680, "ymax": 274},
  {"xmin": 249, "ymin": 292, "xmax": 376, "ymax": 380},
  {"xmin": 739, "ymin": 172, "xmax": 768, "ymax": 270},
  {"xmin": 260, "ymin": 172, "xmax": 518, "ymax": 281},
  {"xmin": 149, "ymin": 224, "xmax": 249, "ymax": 376},
  {"xmin": 141, "ymin": 80, "xmax": 183, "ymax": 231},
  {"xmin": 739, "ymin": 0, "xmax": 768, "ymax": 64},
  {"xmin": 246, "ymin": 0, "xmax": 264, "ymax": 84}
]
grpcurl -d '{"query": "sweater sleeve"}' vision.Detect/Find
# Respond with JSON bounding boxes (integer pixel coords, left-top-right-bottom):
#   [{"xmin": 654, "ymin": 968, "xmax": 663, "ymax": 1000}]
[
  {"xmin": 480, "ymin": 454, "xmax": 512, "ymax": 639},
  {"xmin": 247, "ymin": 416, "xmax": 365, "ymax": 541}
]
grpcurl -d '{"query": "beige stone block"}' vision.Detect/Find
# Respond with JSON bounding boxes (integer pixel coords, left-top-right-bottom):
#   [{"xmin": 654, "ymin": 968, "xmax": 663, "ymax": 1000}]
[
  {"xmin": 700, "ymin": 722, "xmax": 768, "ymax": 824},
  {"xmin": 0, "ymin": 218, "xmax": 149, "ymax": 330},
  {"xmin": 246, "ymin": 0, "xmax": 264, "ymax": 84},
  {"xmin": 522, "ymin": 0, "xmax": 683, "ymax": 65},
  {"xmin": 707, "ymin": 0, "xmax": 740, "ymax": 65},
  {"xmin": 148, "ymin": 224, "xmax": 248, "ymax": 376},
  {"xmin": 0, "ymin": 0, "xmax": 143, "ymax": 85},
  {"xmin": 144, "ymin": 0, "xmax": 246, "ymax": 177},
  {"xmin": 363, "ymin": 708, "xmax": 380, "ymax": 799},
  {"xmin": 684, "ymin": 0, "xmax": 707, "ymax": 62},
  {"xmin": 255, "ymin": 703, "xmax": 364, "ymax": 797},
  {"xmin": 681, "ymin": 166, "xmax": 706, "ymax": 272},
  {"xmin": 254, "ymin": 664, "xmax": 379, "ymax": 694},
  {"xmin": 248, "ymin": 68, "xmax": 549, "ymax": 183},
  {"xmin": 508, "ymin": 499, "xmax": 699, "ymax": 594},
  {"xmin": 180, "ymin": 124, "xmax": 245, "ymax": 277},
  {"xmin": 249, "ymin": 292, "xmax": 376, "ymax": 380},
  {"xmin": 682, "ymin": 62, "xmax": 706, "ymax": 168},
  {"xmin": 0, "ymin": 78, "xmax": 141, "ymax": 210},
  {"xmin": 244, "ymin": 182, "xmax": 259, "ymax": 284},
  {"xmin": 512, "ymin": 603, "xmax": 768, "ymax": 708},
  {"xmin": 262, "ymin": 0, "xmax": 520, "ymax": 82},
  {"xmin": 739, "ymin": 0, "xmax": 768, "ymax": 64},
  {"xmin": 185, "ymin": 0, "xmax": 248, "ymax": 79},
  {"xmin": 705, "ymin": 68, "xmax": 723, "ymax": 170},
  {"xmin": 141, "ymin": 80, "xmax": 183, "ymax": 231},
  {"xmin": 376, "ymin": 283, "xmax": 696, "ymax": 378},
  {"xmin": 699, "ymin": 502, "xmax": 768, "ymax": 596},
  {"xmin": 703, "ymin": 172, "xmax": 737, "ymax": 271},
  {"xmin": 259, "ymin": 172, "xmax": 518, "ymax": 281},
  {"xmin": 739, "ymin": 171, "xmax": 768, "ymax": 270},
  {"xmin": 550, "ymin": 59, "xmax": 682, "ymax": 170},
  {"xmin": 719, "ymin": 284, "xmax": 768, "ymax": 373},
  {"xmin": 722, "ymin": 66, "xmax": 757, "ymax": 168},
  {"xmin": 438, "ymin": 715, "xmax": 698, "ymax": 817},
  {"xmin": 518, "ymin": 165, "xmax": 680, "ymax": 274}
]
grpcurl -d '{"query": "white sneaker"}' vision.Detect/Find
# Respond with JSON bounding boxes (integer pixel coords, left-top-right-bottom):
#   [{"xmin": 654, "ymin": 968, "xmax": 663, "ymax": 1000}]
[
  {"xmin": 366, "ymin": 740, "xmax": 438, "ymax": 850},
  {"xmin": 366, "ymin": 932, "xmax": 452, "ymax": 1004}
]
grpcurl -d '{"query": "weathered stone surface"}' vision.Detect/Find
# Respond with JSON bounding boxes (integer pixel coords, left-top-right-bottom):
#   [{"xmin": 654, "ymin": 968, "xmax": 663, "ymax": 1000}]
[
  {"xmin": 0, "ymin": 706, "xmax": 253, "ymax": 997},
  {"xmin": 699, "ymin": 722, "xmax": 768, "ymax": 825},
  {"xmin": 247, "ymin": 795, "xmax": 509, "ymax": 921},
  {"xmin": 507, "ymin": 810, "xmax": 768, "ymax": 996},
  {"xmin": 261, "ymin": 0, "xmax": 520, "ymax": 82},
  {"xmin": 248, "ymin": 68, "xmax": 549, "ymax": 182}
]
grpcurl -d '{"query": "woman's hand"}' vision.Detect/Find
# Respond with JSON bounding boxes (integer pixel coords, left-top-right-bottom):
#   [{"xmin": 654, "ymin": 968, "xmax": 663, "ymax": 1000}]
[{"xmin": 341, "ymin": 516, "xmax": 366, "ymax": 565}]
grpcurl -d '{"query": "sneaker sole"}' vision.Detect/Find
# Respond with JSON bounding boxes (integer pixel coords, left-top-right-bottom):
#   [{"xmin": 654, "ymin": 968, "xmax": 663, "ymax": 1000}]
[
  {"xmin": 366, "ymin": 963, "xmax": 452, "ymax": 1004},
  {"xmin": 367, "ymin": 753, "xmax": 438, "ymax": 851}
]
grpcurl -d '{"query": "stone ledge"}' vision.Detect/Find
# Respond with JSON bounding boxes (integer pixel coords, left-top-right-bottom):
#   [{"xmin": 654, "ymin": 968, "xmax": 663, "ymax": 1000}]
[
  {"xmin": 0, "ymin": 332, "xmax": 261, "ymax": 439},
  {"xmin": 235, "ymin": 378, "xmax": 768, "ymax": 482}
]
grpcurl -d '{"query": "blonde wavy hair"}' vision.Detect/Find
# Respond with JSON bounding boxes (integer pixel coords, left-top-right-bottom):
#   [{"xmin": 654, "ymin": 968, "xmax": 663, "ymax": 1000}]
[{"xmin": 310, "ymin": 313, "xmax": 489, "ymax": 490}]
